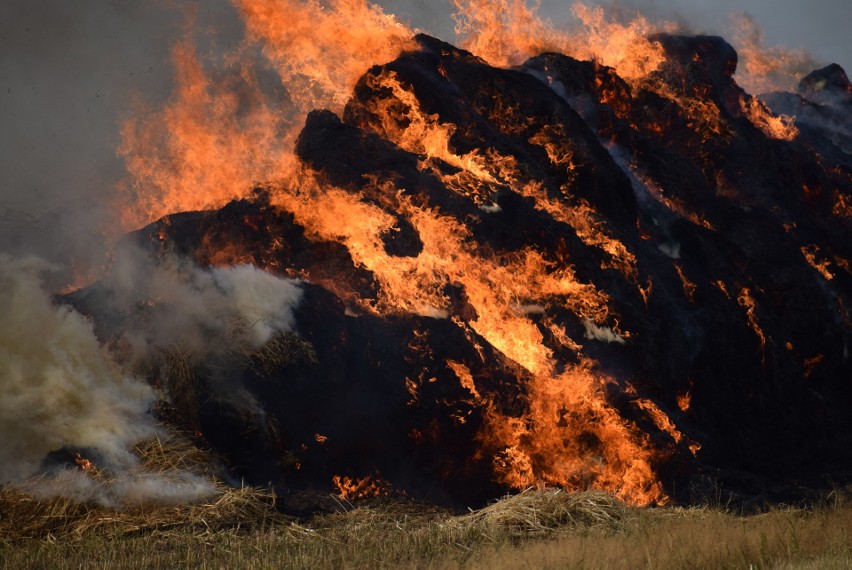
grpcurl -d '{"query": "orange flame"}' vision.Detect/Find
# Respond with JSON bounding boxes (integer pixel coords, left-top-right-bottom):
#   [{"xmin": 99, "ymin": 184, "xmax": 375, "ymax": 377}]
[
  {"xmin": 801, "ymin": 245, "xmax": 834, "ymax": 281},
  {"xmin": 737, "ymin": 287, "xmax": 766, "ymax": 355},
  {"xmin": 729, "ymin": 12, "xmax": 820, "ymax": 94},
  {"xmin": 332, "ymin": 474, "xmax": 393, "ymax": 500},
  {"xmin": 635, "ymin": 399, "xmax": 700, "ymax": 457},
  {"xmin": 674, "ymin": 263, "xmax": 697, "ymax": 302},
  {"xmin": 118, "ymin": 39, "xmax": 293, "ymax": 229},
  {"xmin": 234, "ymin": 0, "xmax": 416, "ymax": 113},
  {"xmin": 833, "ymin": 193, "xmax": 852, "ymax": 218},
  {"xmin": 676, "ymin": 391, "xmax": 691, "ymax": 413},
  {"xmin": 119, "ymin": 0, "xmax": 416, "ymax": 232},
  {"xmin": 452, "ymin": 1, "xmax": 667, "ymax": 82},
  {"xmin": 107, "ymin": 0, "xmax": 737, "ymax": 506},
  {"xmin": 446, "ymin": 360, "xmax": 482, "ymax": 402},
  {"xmin": 739, "ymin": 95, "xmax": 798, "ymax": 141},
  {"xmin": 634, "ymin": 400, "xmax": 682, "ymax": 445},
  {"xmin": 803, "ymin": 354, "xmax": 825, "ymax": 377},
  {"xmin": 74, "ymin": 453, "xmax": 96, "ymax": 473},
  {"xmin": 272, "ymin": 167, "xmax": 664, "ymax": 505}
]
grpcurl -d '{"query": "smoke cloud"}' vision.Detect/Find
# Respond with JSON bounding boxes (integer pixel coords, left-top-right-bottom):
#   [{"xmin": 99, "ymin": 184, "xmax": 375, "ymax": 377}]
[
  {"xmin": 0, "ymin": 255, "xmax": 157, "ymax": 482},
  {"xmin": 99, "ymin": 246, "xmax": 303, "ymax": 359},
  {"xmin": 0, "ymin": 251, "xmax": 302, "ymax": 503}
]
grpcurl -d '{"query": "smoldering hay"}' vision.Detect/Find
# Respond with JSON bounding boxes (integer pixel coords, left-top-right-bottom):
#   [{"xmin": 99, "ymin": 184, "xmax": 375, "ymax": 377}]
[{"xmin": 0, "ymin": 251, "xmax": 303, "ymax": 506}]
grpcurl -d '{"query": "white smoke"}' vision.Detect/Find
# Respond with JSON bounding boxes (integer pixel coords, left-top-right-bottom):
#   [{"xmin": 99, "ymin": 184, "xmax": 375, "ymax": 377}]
[
  {"xmin": 0, "ymin": 255, "xmax": 157, "ymax": 483},
  {"xmin": 18, "ymin": 467, "xmax": 217, "ymax": 509},
  {"xmin": 582, "ymin": 318, "xmax": 627, "ymax": 344},
  {"xmin": 0, "ymin": 251, "xmax": 303, "ymax": 506},
  {"xmin": 210, "ymin": 264, "xmax": 303, "ymax": 348},
  {"xmin": 100, "ymin": 246, "xmax": 303, "ymax": 360}
]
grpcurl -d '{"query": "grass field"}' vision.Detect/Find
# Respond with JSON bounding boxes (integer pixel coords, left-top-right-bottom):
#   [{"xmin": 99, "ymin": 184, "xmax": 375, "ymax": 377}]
[
  {"xmin": 2, "ymin": 437, "xmax": 849, "ymax": 569},
  {"xmin": 2, "ymin": 487, "xmax": 851, "ymax": 569}
]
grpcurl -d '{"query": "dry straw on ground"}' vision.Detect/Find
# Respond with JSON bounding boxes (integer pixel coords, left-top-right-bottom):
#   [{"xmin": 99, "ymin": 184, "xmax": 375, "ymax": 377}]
[
  {"xmin": 454, "ymin": 487, "xmax": 629, "ymax": 537},
  {"xmin": 3, "ymin": 473, "xmax": 852, "ymax": 570},
  {"xmin": 0, "ymin": 435, "xmax": 282, "ymax": 542},
  {"xmin": 1, "ymin": 450, "xmax": 625, "ymax": 544}
]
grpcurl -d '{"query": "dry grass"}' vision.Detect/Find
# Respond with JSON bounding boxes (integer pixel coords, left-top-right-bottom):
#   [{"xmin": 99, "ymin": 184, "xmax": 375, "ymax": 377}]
[
  {"xmin": 2, "ymin": 429, "xmax": 850, "ymax": 568},
  {"xmin": 155, "ymin": 348, "xmax": 201, "ymax": 425},
  {"xmin": 454, "ymin": 488, "xmax": 627, "ymax": 537},
  {"xmin": 0, "ymin": 483, "xmax": 276, "ymax": 542},
  {"xmin": 469, "ymin": 500, "xmax": 852, "ymax": 570},
  {"xmin": 2, "ymin": 481, "xmax": 851, "ymax": 569}
]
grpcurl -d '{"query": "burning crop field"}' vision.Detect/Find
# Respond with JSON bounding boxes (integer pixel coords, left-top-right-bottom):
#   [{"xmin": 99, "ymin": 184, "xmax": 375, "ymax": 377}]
[{"xmin": 1, "ymin": 0, "xmax": 851, "ymax": 567}]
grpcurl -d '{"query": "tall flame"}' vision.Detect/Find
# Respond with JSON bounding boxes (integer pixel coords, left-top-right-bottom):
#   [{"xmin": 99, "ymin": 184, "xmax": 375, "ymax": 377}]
[
  {"xmin": 119, "ymin": 0, "xmax": 416, "ymax": 232},
  {"xmin": 269, "ymin": 163, "xmax": 664, "ymax": 504},
  {"xmin": 729, "ymin": 12, "xmax": 820, "ymax": 94},
  {"xmin": 118, "ymin": 39, "xmax": 293, "ymax": 229},
  {"xmin": 452, "ymin": 1, "xmax": 667, "ymax": 81},
  {"xmin": 234, "ymin": 0, "xmax": 416, "ymax": 113}
]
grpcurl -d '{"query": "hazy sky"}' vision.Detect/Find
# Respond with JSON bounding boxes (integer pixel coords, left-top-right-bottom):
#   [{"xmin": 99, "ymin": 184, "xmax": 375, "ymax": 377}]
[{"xmin": 1, "ymin": 0, "xmax": 849, "ymax": 285}]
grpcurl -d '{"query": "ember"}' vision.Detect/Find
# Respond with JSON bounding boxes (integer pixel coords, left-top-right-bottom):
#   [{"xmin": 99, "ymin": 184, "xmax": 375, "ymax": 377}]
[
  {"xmin": 332, "ymin": 474, "xmax": 394, "ymax": 501},
  {"xmin": 74, "ymin": 453, "xmax": 95, "ymax": 473}
]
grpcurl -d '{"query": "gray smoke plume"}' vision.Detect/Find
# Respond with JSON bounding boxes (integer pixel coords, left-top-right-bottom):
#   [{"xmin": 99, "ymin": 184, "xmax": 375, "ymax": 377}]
[
  {"xmin": 0, "ymin": 250, "xmax": 302, "ymax": 505},
  {"xmin": 0, "ymin": 255, "xmax": 157, "ymax": 482}
]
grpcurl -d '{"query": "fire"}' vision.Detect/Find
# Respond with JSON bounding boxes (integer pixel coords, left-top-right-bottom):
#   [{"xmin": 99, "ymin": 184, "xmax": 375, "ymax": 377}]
[
  {"xmin": 356, "ymin": 70, "xmax": 496, "ymax": 183},
  {"xmin": 235, "ymin": 0, "xmax": 415, "ymax": 114},
  {"xmin": 446, "ymin": 360, "xmax": 482, "ymax": 401},
  {"xmin": 801, "ymin": 245, "xmax": 834, "ymax": 281},
  {"xmin": 803, "ymin": 354, "xmax": 825, "ymax": 377},
  {"xmin": 737, "ymin": 288, "xmax": 766, "ymax": 354},
  {"xmin": 634, "ymin": 400, "xmax": 679, "ymax": 443},
  {"xmin": 351, "ymin": 69, "xmax": 639, "ymax": 280},
  {"xmin": 632, "ymin": 168, "xmax": 715, "ymax": 231},
  {"xmin": 511, "ymin": 174, "xmax": 638, "ymax": 280},
  {"xmin": 270, "ymin": 164, "xmax": 664, "ymax": 504},
  {"xmin": 332, "ymin": 474, "xmax": 393, "ymax": 500},
  {"xmin": 118, "ymin": 39, "xmax": 293, "ymax": 230},
  {"xmin": 119, "ymin": 0, "xmax": 416, "ymax": 233},
  {"xmin": 634, "ymin": 399, "xmax": 699, "ymax": 457},
  {"xmin": 74, "ymin": 453, "xmax": 96, "ymax": 473},
  {"xmin": 834, "ymin": 193, "xmax": 852, "ymax": 218},
  {"xmin": 108, "ymin": 0, "xmax": 828, "ymax": 508},
  {"xmin": 452, "ymin": 1, "xmax": 667, "ymax": 81},
  {"xmin": 674, "ymin": 263, "xmax": 697, "ymax": 302},
  {"xmin": 729, "ymin": 12, "xmax": 819, "ymax": 94},
  {"xmin": 739, "ymin": 95, "xmax": 798, "ymax": 141},
  {"xmin": 714, "ymin": 280, "xmax": 731, "ymax": 299},
  {"xmin": 676, "ymin": 391, "xmax": 691, "ymax": 413}
]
